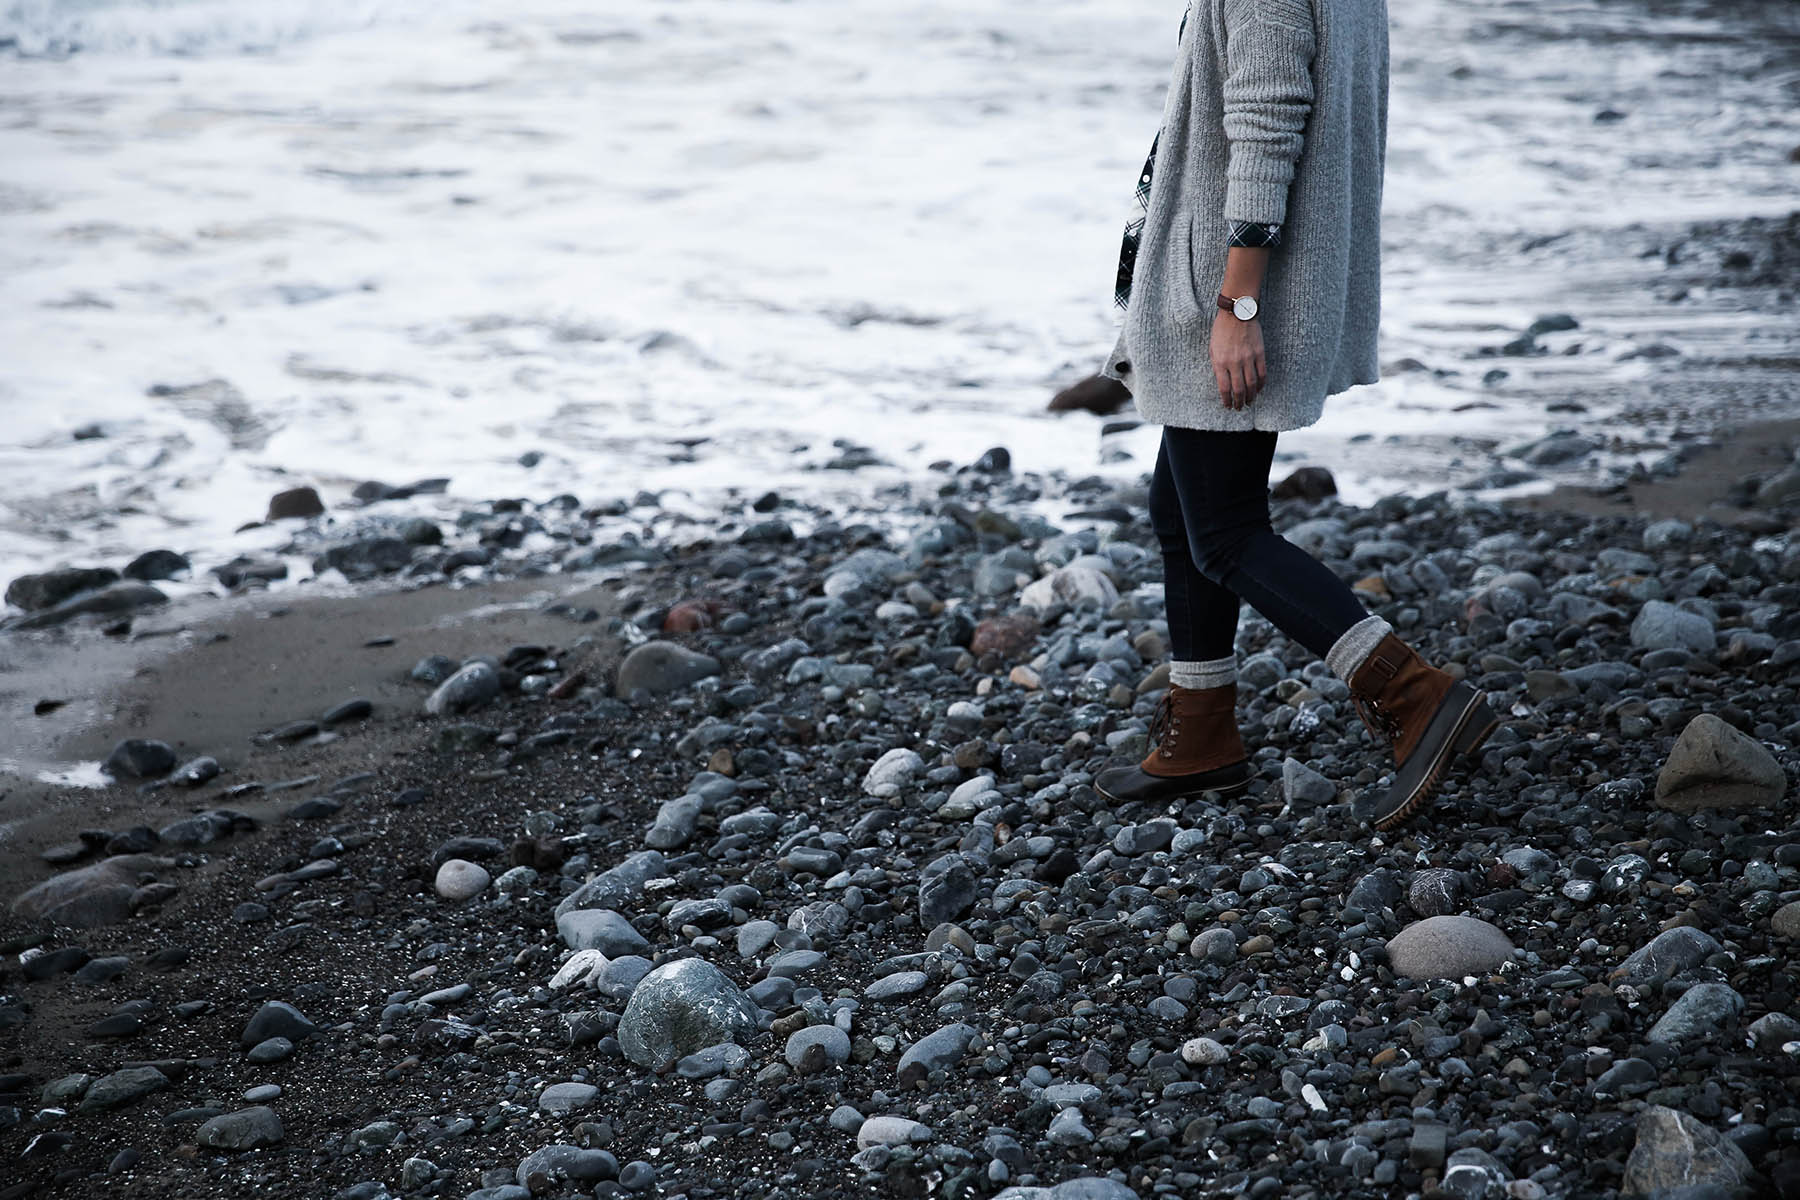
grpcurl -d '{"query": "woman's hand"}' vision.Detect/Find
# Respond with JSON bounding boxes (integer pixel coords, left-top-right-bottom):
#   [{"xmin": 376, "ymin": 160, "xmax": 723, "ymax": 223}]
[{"xmin": 1211, "ymin": 308, "xmax": 1267, "ymax": 410}]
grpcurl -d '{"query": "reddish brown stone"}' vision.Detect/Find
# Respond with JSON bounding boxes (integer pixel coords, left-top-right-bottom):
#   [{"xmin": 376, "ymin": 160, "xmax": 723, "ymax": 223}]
[
  {"xmin": 952, "ymin": 740, "xmax": 994, "ymax": 770},
  {"xmin": 663, "ymin": 599, "xmax": 721, "ymax": 633},
  {"xmin": 971, "ymin": 613, "xmax": 1040, "ymax": 659}
]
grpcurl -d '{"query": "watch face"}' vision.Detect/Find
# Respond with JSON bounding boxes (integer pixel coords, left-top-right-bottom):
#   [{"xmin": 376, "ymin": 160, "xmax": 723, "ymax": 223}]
[{"xmin": 1233, "ymin": 296, "xmax": 1258, "ymax": 321}]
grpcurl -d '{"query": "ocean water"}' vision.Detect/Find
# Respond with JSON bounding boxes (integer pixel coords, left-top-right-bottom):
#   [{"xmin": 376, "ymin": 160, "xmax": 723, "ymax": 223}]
[
  {"xmin": 1, "ymin": 0, "xmax": 1796, "ymax": 594},
  {"xmin": 0, "ymin": 0, "xmax": 450, "ymax": 57}
]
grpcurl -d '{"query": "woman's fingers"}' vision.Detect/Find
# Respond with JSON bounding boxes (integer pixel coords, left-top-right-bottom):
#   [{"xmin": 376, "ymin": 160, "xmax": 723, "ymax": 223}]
[
  {"xmin": 1213, "ymin": 361, "xmax": 1236, "ymax": 409},
  {"xmin": 1229, "ymin": 357, "xmax": 1252, "ymax": 409}
]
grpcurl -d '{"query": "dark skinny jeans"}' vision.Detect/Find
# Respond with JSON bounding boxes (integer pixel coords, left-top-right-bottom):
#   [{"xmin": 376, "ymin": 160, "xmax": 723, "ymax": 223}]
[{"xmin": 1148, "ymin": 425, "xmax": 1371, "ymax": 663}]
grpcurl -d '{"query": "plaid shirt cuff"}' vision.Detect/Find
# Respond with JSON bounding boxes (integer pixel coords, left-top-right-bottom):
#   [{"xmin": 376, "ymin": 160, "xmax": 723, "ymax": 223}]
[{"xmin": 1227, "ymin": 220, "xmax": 1283, "ymax": 248}]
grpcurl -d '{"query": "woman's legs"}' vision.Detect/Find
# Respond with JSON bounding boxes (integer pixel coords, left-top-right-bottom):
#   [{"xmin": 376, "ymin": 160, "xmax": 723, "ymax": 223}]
[
  {"xmin": 1159, "ymin": 425, "xmax": 1392, "ymax": 679},
  {"xmin": 1143, "ymin": 424, "xmax": 1503, "ymax": 829},
  {"xmin": 1147, "ymin": 434, "xmax": 1239, "ymax": 688}
]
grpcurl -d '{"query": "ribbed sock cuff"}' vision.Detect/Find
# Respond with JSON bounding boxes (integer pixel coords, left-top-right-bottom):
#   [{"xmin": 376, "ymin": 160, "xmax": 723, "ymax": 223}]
[
  {"xmin": 1170, "ymin": 656, "xmax": 1236, "ymax": 690},
  {"xmin": 1326, "ymin": 614, "xmax": 1394, "ymax": 683}
]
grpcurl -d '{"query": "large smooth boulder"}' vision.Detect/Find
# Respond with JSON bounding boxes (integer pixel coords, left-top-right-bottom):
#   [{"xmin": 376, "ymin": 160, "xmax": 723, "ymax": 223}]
[
  {"xmin": 1018, "ymin": 564, "xmax": 1118, "ymax": 612},
  {"xmin": 1384, "ymin": 916, "xmax": 1514, "ymax": 980},
  {"xmin": 857, "ymin": 1116, "xmax": 935, "ymax": 1149},
  {"xmin": 615, "ymin": 642, "xmax": 720, "ymax": 696},
  {"xmin": 1622, "ymin": 1106, "xmax": 1753, "ymax": 1196},
  {"xmin": 517, "ymin": 1144, "xmax": 619, "ymax": 1190},
  {"xmin": 1654, "ymin": 714, "xmax": 1785, "ymax": 811},
  {"xmin": 1610, "ymin": 927, "xmax": 1722, "ymax": 987},
  {"xmin": 424, "ymin": 663, "xmax": 501, "ymax": 716},
  {"xmin": 1630, "ymin": 600, "xmax": 1716, "ymax": 654},
  {"xmin": 197, "ymin": 1106, "xmax": 284, "ymax": 1151},
  {"xmin": 1282, "ymin": 757, "xmax": 1337, "ymax": 806},
  {"xmin": 240, "ymin": 1000, "xmax": 318, "ymax": 1048},
  {"xmin": 123, "ymin": 549, "xmax": 190, "ymax": 581},
  {"xmin": 6, "ymin": 582, "xmax": 166, "ymax": 629},
  {"xmin": 785, "ymin": 1025, "xmax": 852, "ymax": 1069},
  {"xmin": 822, "ymin": 548, "xmax": 908, "ymax": 598},
  {"xmin": 617, "ymin": 958, "xmax": 760, "ymax": 1070},
  {"xmin": 103, "ymin": 738, "xmax": 178, "ymax": 779},
  {"xmin": 1646, "ymin": 983, "xmax": 1745, "ymax": 1045},
  {"xmin": 77, "ymin": 1065, "xmax": 168, "ymax": 1113},
  {"xmin": 537, "ymin": 1082, "xmax": 598, "ymax": 1114},
  {"xmin": 993, "ymin": 1181, "xmax": 1143, "ymax": 1200},
  {"xmin": 554, "ymin": 850, "xmax": 666, "ymax": 919},
  {"xmin": 862, "ymin": 747, "xmax": 923, "ymax": 798},
  {"xmin": 13, "ymin": 855, "xmax": 173, "ymax": 928},
  {"xmin": 6, "ymin": 566, "xmax": 119, "ymax": 611},
  {"xmin": 557, "ymin": 908, "xmax": 650, "ymax": 956},
  {"xmin": 896, "ymin": 1021, "xmax": 978, "ymax": 1085},
  {"xmin": 435, "ymin": 859, "xmax": 491, "ymax": 900},
  {"xmin": 314, "ymin": 536, "xmax": 412, "ymax": 580},
  {"xmin": 644, "ymin": 794, "xmax": 702, "ymax": 850}
]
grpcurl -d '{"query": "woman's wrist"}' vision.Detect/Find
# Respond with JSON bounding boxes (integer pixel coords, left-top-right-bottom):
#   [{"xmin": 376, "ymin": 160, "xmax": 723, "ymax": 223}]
[{"xmin": 1221, "ymin": 245, "xmax": 1272, "ymax": 301}]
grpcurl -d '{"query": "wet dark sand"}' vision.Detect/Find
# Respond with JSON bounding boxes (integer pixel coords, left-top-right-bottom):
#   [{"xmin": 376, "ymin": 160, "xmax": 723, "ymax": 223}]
[
  {"xmin": 0, "ymin": 574, "xmax": 627, "ymax": 904},
  {"xmin": 1513, "ymin": 414, "xmax": 1800, "ymax": 523}
]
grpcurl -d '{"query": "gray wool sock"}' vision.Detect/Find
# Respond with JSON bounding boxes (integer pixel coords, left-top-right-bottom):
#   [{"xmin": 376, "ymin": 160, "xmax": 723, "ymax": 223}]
[
  {"xmin": 1169, "ymin": 655, "xmax": 1236, "ymax": 690},
  {"xmin": 1326, "ymin": 614, "xmax": 1394, "ymax": 683}
]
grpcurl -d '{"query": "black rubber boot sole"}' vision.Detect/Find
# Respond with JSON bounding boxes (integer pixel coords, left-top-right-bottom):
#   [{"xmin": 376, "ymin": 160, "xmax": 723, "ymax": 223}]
[
  {"xmin": 1364, "ymin": 680, "xmax": 1502, "ymax": 831},
  {"xmin": 1094, "ymin": 759, "xmax": 1253, "ymax": 805}
]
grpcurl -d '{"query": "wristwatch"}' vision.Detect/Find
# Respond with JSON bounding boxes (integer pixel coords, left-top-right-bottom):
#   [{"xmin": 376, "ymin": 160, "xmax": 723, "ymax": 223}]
[{"xmin": 1218, "ymin": 292, "xmax": 1259, "ymax": 321}]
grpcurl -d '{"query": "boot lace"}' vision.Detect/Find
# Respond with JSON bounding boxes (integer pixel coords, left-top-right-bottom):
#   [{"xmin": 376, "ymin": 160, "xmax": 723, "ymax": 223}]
[
  {"xmin": 1353, "ymin": 693, "xmax": 1403, "ymax": 749},
  {"xmin": 1147, "ymin": 692, "xmax": 1184, "ymax": 759}
]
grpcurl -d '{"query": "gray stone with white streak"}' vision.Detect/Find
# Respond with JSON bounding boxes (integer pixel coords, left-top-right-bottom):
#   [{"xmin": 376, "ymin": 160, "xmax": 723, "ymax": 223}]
[{"xmin": 618, "ymin": 958, "xmax": 760, "ymax": 1070}]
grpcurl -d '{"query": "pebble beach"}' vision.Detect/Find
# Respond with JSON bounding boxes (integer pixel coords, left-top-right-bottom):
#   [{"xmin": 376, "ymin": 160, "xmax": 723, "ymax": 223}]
[{"xmin": 1, "ymin": 427, "xmax": 1799, "ymax": 1199}]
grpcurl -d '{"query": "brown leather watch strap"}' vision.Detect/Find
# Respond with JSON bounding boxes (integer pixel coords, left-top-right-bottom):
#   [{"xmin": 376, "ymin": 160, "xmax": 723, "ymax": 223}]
[{"xmin": 1217, "ymin": 293, "xmax": 1258, "ymax": 321}]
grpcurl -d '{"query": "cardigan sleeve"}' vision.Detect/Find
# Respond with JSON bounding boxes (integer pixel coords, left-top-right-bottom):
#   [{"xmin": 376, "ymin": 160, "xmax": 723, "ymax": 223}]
[
  {"xmin": 1099, "ymin": 323, "xmax": 1131, "ymax": 386},
  {"xmin": 1219, "ymin": 0, "xmax": 1317, "ymax": 227}
]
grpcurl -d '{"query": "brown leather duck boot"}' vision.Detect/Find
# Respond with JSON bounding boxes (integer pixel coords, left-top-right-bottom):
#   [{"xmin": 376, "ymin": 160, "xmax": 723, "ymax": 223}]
[
  {"xmin": 1095, "ymin": 683, "xmax": 1253, "ymax": 804},
  {"xmin": 1347, "ymin": 632, "xmax": 1503, "ymax": 830}
]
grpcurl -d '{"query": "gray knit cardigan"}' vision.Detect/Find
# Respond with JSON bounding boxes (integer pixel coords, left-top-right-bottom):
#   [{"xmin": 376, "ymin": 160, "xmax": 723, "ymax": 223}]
[{"xmin": 1100, "ymin": 0, "xmax": 1389, "ymax": 431}]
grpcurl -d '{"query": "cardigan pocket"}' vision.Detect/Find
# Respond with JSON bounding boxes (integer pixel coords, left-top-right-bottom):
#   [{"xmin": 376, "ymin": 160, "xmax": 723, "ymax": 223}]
[{"xmin": 1165, "ymin": 212, "xmax": 1206, "ymax": 327}]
